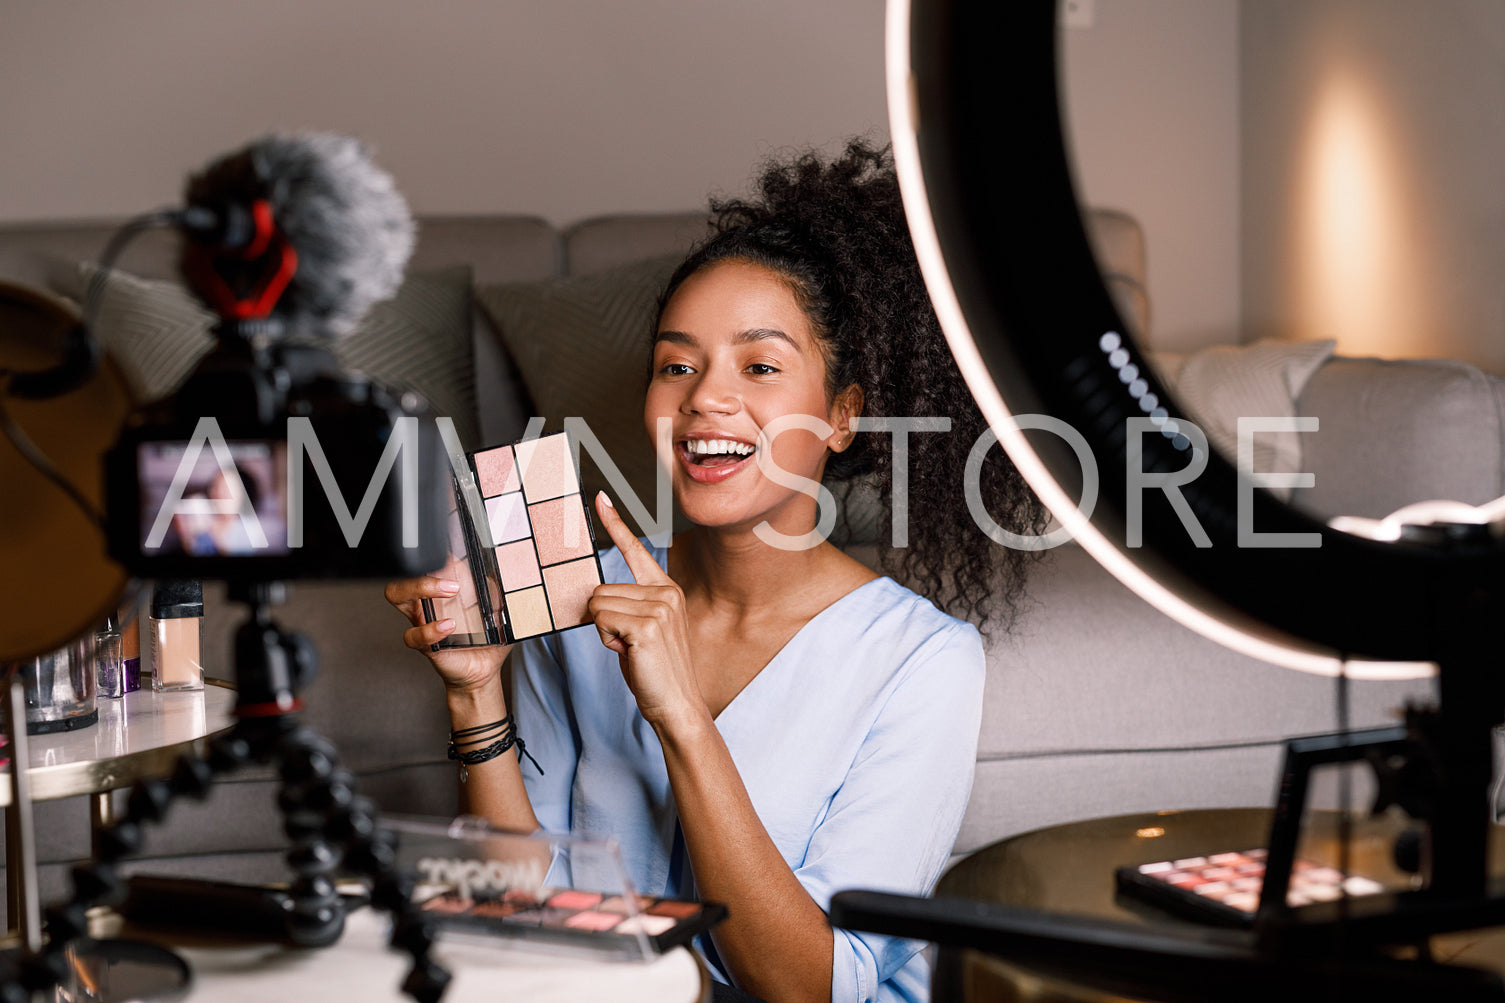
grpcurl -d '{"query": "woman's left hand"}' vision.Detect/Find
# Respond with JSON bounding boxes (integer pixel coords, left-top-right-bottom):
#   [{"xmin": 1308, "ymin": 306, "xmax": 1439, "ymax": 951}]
[{"xmin": 589, "ymin": 491, "xmax": 707, "ymax": 732}]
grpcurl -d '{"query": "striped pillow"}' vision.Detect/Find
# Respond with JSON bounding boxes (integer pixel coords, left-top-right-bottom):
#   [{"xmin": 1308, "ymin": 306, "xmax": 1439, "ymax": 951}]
[{"xmin": 70, "ymin": 263, "xmax": 479, "ymax": 448}]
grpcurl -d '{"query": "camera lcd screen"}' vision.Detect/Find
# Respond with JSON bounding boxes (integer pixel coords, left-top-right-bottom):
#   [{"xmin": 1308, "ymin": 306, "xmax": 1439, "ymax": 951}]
[{"xmin": 138, "ymin": 441, "xmax": 289, "ymax": 557}]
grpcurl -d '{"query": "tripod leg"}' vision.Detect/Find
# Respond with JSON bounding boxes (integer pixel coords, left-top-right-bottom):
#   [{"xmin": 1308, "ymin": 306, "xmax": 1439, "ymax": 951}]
[
  {"xmin": 268, "ymin": 716, "xmax": 451, "ymax": 1002},
  {"xmin": 269, "ymin": 719, "xmax": 349, "ymax": 947}
]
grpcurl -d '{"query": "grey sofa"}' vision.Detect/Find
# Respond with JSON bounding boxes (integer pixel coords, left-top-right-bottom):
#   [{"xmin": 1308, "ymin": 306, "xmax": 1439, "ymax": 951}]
[{"xmin": 1, "ymin": 210, "xmax": 1497, "ymax": 908}]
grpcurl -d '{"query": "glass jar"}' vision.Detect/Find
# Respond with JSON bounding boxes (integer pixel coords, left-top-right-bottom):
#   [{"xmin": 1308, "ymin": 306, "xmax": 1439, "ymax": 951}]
[{"xmin": 21, "ymin": 634, "xmax": 98, "ymax": 734}]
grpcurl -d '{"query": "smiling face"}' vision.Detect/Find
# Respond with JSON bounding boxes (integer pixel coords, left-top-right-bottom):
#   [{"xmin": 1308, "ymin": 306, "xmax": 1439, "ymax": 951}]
[{"xmin": 646, "ymin": 259, "xmax": 861, "ymax": 534}]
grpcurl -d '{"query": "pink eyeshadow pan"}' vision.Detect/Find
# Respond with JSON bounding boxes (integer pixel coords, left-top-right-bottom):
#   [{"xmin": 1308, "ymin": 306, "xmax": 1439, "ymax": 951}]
[
  {"xmin": 474, "ymin": 445, "xmax": 520, "ymax": 496},
  {"xmin": 563, "ymin": 910, "xmax": 622, "ymax": 932},
  {"xmin": 546, "ymin": 890, "xmax": 603, "ymax": 910},
  {"xmin": 515, "ymin": 433, "xmax": 579, "ymax": 502},
  {"xmin": 486, "ymin": 493, "xmax": 531, "ymax": 544},
  {"xmin": 495, "ymin": 539, "xmax": 542, "ymax": 589},
  {"xmin": 530, "ymin": 496, "xmax": 593, "ymax": 565},
  {"xmin": 543, "ymin": 558, "xmax": 602, "ymax": 629}
]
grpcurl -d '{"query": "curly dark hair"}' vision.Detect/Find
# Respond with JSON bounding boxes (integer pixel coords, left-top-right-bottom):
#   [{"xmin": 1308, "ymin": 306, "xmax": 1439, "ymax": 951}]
[{"xmin": 655, "ymin": 140, "xmax": 1048, "ymax": 634}]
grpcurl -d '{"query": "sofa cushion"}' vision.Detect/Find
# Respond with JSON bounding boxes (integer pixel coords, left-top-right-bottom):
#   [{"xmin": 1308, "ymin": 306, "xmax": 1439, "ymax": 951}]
[
  {"xmin": 952, "ymin": 542, "xmax": 1435, "ymax": 845},
  {"xmin": 563, "ymin": 214, "xmax": 711, "ymax": 277},
  {"xmin": 1083, "ymin": 208, "xmax": 1151, "ymax": 341},
  {"xmin": 1150, "ymin": 338, "xmax": 1335, "ymax": 499},
  {"xmin": 476, "ymin": 254, "xmax": 684, "ymax": 538},
  {"xmin": 64, "ymin": 263, "xmax": 482, "ymax": 449},
  {"xmin": 1293, "ymin": 356, "xmax": 1505, "ymax": 520}
]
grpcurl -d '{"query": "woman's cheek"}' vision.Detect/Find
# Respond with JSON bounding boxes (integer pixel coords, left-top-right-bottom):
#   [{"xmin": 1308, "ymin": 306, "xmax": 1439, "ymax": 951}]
[{"xmin": 766, "ymin": 431, "xmax": 828, "ymax": 484}]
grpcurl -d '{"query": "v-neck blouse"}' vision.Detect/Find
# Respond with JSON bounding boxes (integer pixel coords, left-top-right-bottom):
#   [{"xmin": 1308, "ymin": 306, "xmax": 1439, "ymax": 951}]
[{"xmin": 513, "ymin": 542, "xmax": 985, "ymax": 1003}]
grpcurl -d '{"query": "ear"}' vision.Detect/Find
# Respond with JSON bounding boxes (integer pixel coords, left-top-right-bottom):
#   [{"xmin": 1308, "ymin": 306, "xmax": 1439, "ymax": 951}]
[{"xmin": 827, "ymin": 384, "xmax": 865, "ymax": 453}]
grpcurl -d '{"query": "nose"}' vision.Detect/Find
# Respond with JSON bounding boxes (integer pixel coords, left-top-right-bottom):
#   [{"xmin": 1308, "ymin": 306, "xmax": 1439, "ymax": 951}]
[{"xmin": 683, "ymin": 368, "xmax": 740, "ymax": 416}]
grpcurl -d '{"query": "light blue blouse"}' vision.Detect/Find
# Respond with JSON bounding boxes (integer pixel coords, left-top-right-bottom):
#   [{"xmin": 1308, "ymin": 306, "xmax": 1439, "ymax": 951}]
[{"xmin": 514, "ymin": 542, "xmax": 986, "ymax": 1003}]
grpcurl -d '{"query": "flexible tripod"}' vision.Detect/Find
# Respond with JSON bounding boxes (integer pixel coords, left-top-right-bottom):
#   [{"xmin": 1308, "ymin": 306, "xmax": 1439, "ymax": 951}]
[{"xmin": 4, "ymin": 582, "xmax": 452, "ymax": 1002}]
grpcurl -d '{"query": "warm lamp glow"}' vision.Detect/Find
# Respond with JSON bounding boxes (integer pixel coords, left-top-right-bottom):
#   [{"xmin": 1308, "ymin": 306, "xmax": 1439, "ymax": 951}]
[{"xmin": 1294, "ymin": 68, "xmax": 1433, "ymax": 358}]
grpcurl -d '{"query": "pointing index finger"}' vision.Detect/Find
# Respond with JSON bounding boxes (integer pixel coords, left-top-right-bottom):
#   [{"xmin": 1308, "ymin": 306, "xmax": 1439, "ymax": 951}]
[{"xmin": 594, "ymin": 491, "xmax": 668, "ymax": 585}]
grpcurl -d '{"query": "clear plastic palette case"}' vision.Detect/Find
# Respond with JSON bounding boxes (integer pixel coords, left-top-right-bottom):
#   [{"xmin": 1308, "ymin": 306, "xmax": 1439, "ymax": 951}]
[{"xmin": 383, "ymin": 816, "xmax": 726, "ymax": 961}]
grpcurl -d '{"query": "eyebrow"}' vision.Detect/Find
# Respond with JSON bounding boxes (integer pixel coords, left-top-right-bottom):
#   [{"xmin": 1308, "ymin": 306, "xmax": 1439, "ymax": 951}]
[{"xmin": 654, "ymin": 328, "xmax": 801, "ymax": 350}]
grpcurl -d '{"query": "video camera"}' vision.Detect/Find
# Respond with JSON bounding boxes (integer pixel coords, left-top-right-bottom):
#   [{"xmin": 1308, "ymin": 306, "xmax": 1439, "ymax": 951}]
[{"xmin": 100, "ymin": 134, "xmax": 451, "ymax": 582}]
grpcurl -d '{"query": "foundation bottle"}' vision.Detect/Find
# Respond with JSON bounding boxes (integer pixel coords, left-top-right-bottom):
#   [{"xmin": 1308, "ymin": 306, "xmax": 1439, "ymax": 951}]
[{"xmin": 151, "ymin": 580, "xmax": 205, "ymax": 692}]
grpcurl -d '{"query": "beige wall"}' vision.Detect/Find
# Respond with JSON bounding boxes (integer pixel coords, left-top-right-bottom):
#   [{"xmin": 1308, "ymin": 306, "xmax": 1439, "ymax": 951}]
[
  {"xmin": 1241, "ymin": 0, "xmax": 1505, "ymax": 373},
  {"xmin": 1063, "ymin": 0, "xmax": 1243, "ymax": 352},
  {"xmin": 0, "ymin": 0, "xmax": 887, "ymax": 224},
  {"xmin": 0, "ymin": 0, "xmax": 1244, "ymax": 354}
]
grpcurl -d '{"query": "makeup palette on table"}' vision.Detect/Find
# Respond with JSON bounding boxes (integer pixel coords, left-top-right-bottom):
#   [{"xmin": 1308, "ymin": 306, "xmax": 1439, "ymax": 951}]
[
  {"xmin": 418, "ymin": 887, "xmax": 726, "ymax": 955},
  {"xmin": 386, "ymin": 817, "xmax": 726, "ymax": 961},
  {"xmin": 422, "ymin": 430, "xmax": 605, "ymax": 648},
  {"xmin": 1116, "ymin": 848, "xmax": 1389, "ymax": 926}
]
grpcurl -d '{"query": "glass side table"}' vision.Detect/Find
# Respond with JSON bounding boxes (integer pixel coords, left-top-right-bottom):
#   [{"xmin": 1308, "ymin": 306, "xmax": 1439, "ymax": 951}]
[{"xmin": 2, "ymin": 679, "xmax": 236, "ymax": 938}]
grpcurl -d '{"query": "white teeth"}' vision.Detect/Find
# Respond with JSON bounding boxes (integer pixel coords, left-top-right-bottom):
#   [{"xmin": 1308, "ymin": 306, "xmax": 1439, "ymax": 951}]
[{"xmin": 686, "ymin": 438, "xmax": 754, "ymax": 457}]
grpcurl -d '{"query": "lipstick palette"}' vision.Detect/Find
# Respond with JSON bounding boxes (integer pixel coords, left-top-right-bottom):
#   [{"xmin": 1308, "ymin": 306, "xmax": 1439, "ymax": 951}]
[{"xmin": 422, "ymin": 430, "xmax": 605, "ymax": 647}]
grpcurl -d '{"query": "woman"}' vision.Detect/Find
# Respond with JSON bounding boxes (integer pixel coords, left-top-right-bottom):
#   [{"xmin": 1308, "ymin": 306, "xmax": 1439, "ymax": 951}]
[{"xmin": 387, "ymin": 142, "xmax": 1044, "ymax": 1003}]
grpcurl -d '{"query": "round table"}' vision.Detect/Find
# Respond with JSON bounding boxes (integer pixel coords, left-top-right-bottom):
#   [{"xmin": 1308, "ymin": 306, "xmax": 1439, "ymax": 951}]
[
  {"xmin": 932, "ymin": 808, "xmax": 1505, "ymax": 1002},
  {"xmin": 82, "ymin": 904, "xmax": 712, "ymax": 1003},
  {"xmin": 3, "ymin": 680, "xmax": 236, "ymax": 939}
]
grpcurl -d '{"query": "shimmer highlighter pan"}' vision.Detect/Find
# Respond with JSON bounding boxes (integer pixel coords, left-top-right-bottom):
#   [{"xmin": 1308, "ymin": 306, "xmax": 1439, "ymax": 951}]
[{"xmin": 422, "ymin": 431, "xmax": 605, "ymax": 647}]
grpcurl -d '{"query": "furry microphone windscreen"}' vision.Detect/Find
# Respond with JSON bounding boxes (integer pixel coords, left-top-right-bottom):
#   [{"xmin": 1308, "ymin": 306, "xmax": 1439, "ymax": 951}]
[{"xmin": 183, "ymin": 132, "xmax": 415, "ymax": 338}]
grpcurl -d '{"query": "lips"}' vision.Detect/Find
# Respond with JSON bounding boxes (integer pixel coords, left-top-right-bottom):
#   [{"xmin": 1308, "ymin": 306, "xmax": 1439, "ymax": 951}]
[{"xmin": 675, "ymin": 437, "xmax": 757, "ymax": 485}]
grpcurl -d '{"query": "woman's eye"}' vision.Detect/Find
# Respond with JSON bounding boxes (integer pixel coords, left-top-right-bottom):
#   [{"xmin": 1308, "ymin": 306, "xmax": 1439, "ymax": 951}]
[
  {"xmin": 659, "ymin": 362, "xmax": 694, "ymax": 376},
  {"xmin": 746, "ymin": 363, "xmax": 779, "ymax": 376}
]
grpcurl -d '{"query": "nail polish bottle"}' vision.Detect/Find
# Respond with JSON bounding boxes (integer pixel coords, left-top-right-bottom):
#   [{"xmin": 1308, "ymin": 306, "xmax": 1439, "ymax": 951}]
[
  {"xmin": 95, "ymin": 613, "xmax": 124, "ymax": 699},
  {"xmin": 121, "ymin": 602, "xmax": 142, "ymax": 693},
  {"xmin": 151, "ymin": 580, "xmax": 204, "ymax": 692}
]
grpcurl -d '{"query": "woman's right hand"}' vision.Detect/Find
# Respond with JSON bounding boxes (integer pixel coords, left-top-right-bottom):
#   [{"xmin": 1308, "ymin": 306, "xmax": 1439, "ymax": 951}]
[{"xmin": 384, "ymin": 575, "xmax": 513, "ymax": 695}]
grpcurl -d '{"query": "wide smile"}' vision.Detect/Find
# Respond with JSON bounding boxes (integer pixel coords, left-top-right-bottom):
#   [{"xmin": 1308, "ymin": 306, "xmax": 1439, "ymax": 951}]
[{"xmin": 675, "ymin": 436, "xmax": 758, "ymax": 485}]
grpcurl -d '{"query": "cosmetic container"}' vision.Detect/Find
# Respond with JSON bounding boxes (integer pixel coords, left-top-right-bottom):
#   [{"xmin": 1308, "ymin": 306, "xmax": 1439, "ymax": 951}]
[
  {"xmin": 95, "ymin": 613, "xmax": 124, "ymax": 698},
  {"xmin": 21, "ymin": 634, "xmax": 98, "ymax": 734},
  {"xmin": 421, "ymin": 430, "xmax": 604, "ymax": 649},
  {"xmin": 151, "ymin": 580, "xmax": 205, "ymax": 692},
  {"xmin": 121, "ymin": 596, "xmax": 142, "ymax": 692}
]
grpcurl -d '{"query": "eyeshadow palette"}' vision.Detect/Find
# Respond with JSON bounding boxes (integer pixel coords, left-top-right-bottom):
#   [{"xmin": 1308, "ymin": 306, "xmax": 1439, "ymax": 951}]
[
  {"xmin": 422, "ymin": 431, "xmax": 605, "ymax": 647},
  {"xmin": 418, "ymin": 888, "xmax": 726, "ymax": 954},
  {"xmin": 1116, "ymin": 849, "xmax": 1387, "ymax": 926}
]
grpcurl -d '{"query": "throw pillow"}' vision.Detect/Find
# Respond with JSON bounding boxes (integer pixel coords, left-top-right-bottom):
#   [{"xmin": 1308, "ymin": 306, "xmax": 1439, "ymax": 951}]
[
  {"xmin": 65, "ymin": 263, "xmax": 480, "ymax": 448},
  {"xmin": 476, "ymin": 255, "xmax": 682, "ymax": 537},
  {"xmin": 1149, "ymin": 338, "xmax": 1336, "ymax": 499}
]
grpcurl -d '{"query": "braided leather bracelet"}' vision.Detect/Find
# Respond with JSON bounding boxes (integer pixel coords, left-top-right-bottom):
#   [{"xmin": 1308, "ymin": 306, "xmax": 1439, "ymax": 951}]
[{"xmin": 447, "ymin": 715, "xmax": 543, "ymax": 781}]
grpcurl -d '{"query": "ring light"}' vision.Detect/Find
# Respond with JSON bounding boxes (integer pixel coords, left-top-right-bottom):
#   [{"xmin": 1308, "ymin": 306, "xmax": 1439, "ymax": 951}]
[{"xmin": 884, "ymin": 0, "xmax": 1504, "ymax": 678}]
